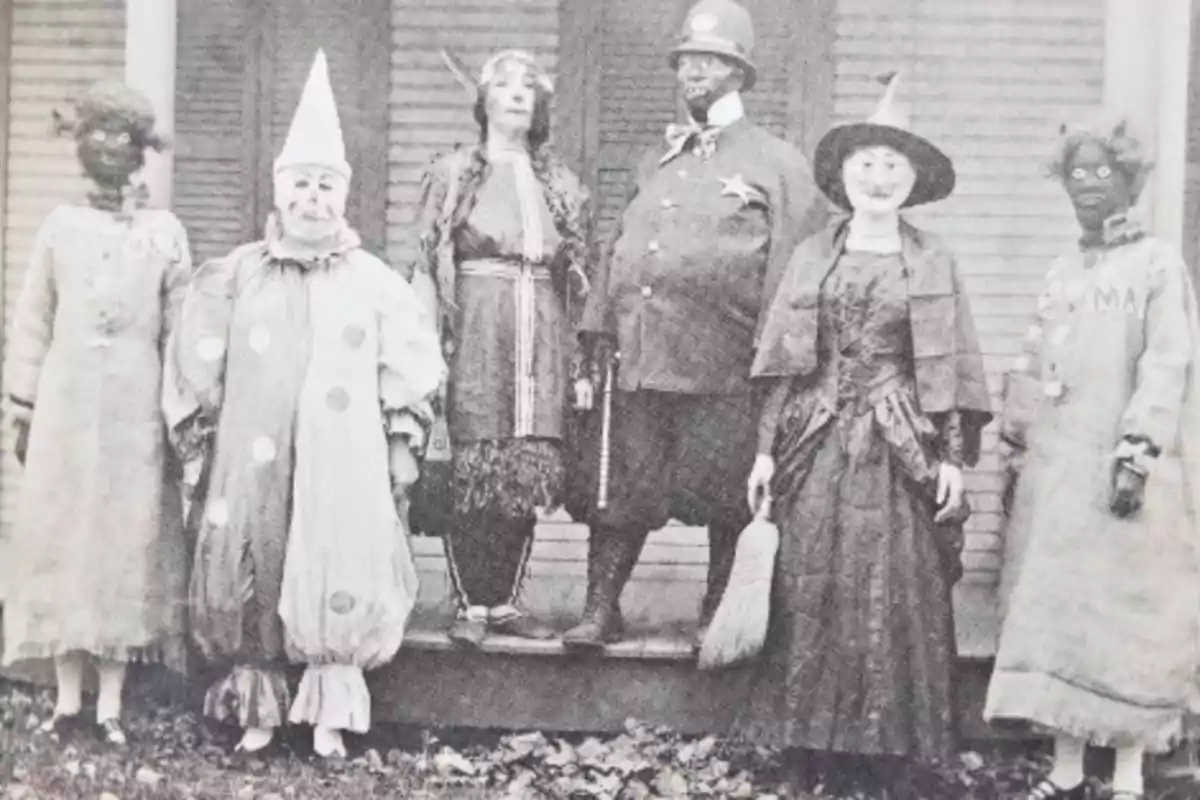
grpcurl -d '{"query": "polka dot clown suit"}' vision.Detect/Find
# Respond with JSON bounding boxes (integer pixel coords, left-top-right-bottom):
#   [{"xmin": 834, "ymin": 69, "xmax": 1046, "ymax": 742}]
[{"xmin": 162, "ymin": 51, "xmax": 445, "ymax": 756}]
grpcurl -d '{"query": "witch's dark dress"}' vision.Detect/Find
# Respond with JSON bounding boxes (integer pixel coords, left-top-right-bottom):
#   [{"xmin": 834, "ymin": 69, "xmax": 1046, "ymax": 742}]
[{"xmin": 736, "ymin": 248, "xmax": 972, "ymax": 761}]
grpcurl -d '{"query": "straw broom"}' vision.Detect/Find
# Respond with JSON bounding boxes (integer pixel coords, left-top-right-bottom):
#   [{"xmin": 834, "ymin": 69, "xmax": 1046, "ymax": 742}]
[{"xmin": 698, "ymin": 492, "xmax": 779, "ymax": 670}]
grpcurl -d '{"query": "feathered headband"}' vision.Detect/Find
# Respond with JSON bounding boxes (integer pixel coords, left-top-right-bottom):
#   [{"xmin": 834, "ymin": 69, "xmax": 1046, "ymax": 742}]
[{"xmin": 440, "ymin": 48, "xmax": 554, "ymax": 99}]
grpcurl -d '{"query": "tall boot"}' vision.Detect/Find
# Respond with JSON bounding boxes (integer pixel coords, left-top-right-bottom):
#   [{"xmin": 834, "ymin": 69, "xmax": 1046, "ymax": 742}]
[{"xmin": 563, "ymin": 528, "xmax": 644, "ymax": 650}]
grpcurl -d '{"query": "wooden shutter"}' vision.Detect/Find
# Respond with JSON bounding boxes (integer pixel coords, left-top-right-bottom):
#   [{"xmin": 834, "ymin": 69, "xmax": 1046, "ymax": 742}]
[
  {"xmin": 385, "ymin": 0, "xmax": 561, "ymax": 268},
  {"xmin": 256, "ymin": 0, "xmax": 392, "ymax": 257},
  {"xmin": 833, "ymin": 0, "xmax": 1106, "ymax": 590},
  {"xmin": 174, "ymin": 0, "xmax": 260, "ymax": 265},
  {"xmin": 1, "ymin": 0, "xmax": 125, "ymax": 541}
]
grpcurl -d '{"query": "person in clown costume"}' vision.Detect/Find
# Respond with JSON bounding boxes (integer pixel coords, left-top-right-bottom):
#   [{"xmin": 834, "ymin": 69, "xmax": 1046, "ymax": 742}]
[{"xmin": 163, "ymin": 50, "xmax": 445, "ymax": 759}]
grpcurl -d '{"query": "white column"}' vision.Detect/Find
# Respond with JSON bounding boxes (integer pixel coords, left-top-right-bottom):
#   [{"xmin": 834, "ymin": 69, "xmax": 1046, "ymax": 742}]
[
  {"xmin": 1151, "ymin": 0, "xmax": 1193, "ymax": 248},
  {"xmin": 1104, "ymin": 0, "xmax": 1160, "ymax": 223},
  {"xmin": 124, "ymin": 0, "xmax": 177, "ymax": 210}
]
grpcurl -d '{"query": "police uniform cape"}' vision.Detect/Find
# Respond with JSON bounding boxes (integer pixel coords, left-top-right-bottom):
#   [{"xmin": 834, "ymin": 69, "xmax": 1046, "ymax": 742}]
[{"xmin": 752, "ymin": 217, "xmax": 993, "ymax": 466}]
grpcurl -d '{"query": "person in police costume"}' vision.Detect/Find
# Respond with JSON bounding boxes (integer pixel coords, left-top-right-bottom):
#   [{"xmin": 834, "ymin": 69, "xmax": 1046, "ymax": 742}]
[{"xmin": 565, "ymin": 0, "xmax": 828, "ymax": 650}]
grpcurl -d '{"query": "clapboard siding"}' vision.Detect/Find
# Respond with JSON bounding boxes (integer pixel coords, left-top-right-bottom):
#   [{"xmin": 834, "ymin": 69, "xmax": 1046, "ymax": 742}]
[
  {"xmin": 0, "ymin": 0, "xmax": 124, "ymax": 544},
  {"xmin": 385, "ymin": 0, "xmax": 560, "ymax": 269},
  {"xmin": 833, "ymin": 0, "xmax": 1106, "ymax": 587}
]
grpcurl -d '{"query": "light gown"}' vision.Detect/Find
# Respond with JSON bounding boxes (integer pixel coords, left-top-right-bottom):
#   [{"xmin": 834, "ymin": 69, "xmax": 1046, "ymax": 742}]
[{"xmin": 986, "ymin": 224, "xmax": 1200, "ymax": 750}]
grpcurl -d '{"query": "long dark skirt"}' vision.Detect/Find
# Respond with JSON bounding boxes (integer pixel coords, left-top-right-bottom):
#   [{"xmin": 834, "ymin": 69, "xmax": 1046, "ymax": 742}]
[{"xmin": 734, "ymin": 403, "xmax": 959, "ymax": 762}]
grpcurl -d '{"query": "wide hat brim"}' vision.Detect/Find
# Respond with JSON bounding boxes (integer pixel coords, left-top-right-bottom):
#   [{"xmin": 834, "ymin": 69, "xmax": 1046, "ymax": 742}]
[
  {"xmin": 668, "ymin": 43, "xmax": 757, "ymax": 91},
  {"xmin": 814, "ymin": 122, "xmax": 955, "ymax": 211}
]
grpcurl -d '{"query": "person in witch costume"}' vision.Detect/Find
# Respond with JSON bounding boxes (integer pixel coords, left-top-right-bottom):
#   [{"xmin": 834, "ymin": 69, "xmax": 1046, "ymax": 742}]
[
  {"xmin": 736, "ymin": 73, "xmax": 991, "ymax": 789},
  {"xmin": 985, "ymin": 118, "xmax": 1200, "ymax": 800},
  {"xmin": 566, "ymin": 0, "xmax": 827, "ymax": 651},
  {"xmin": 163, "ymin": 51, "xmax": 444, "ymax": 759},
  {"xmin": 407, "ymin": 49, "xmax": 591, "ymax": 647},
  {"xmin": 1, "ymin": 81, "xmax": 190, "ymax": 746}
]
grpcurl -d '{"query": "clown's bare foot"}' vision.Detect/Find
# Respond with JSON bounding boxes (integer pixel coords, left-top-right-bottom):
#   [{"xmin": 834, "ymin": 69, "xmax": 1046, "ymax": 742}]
[
  {"xmin": 235, "ymin": 726, "xmax": 276, "ymax": 754},
  {"xmin": 314, "ymin": 725, "xmax": 346, "ymax": 759}
]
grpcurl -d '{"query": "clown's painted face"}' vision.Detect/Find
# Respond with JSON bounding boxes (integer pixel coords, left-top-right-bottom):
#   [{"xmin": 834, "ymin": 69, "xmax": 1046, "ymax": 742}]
[
  {"xmin": 842, "ymin": 145, "xmax": 916, "ymax": 215},
  {"xmin": 274, "ymin": 164, "xmax": 348, "ymax": 243},
  {"xmin": 675, "ymin": 52, "xmax": 741, "ymax": 118},
  {"xmin": 77, "ymin": 115, "xmax": 144, "ymax": 188},
  {"xmin": 484, "ymin": 59, "xmax": 538, "ymax": 138}
]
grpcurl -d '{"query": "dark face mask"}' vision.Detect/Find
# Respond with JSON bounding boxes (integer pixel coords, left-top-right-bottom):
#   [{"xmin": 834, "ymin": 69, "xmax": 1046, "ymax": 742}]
[
  {"xmin": 675, "ymin": 53, "xmax": 741, "ymax": 121},
  {"xmin": 1064, "ymin": 140, "xmax": 1132, "ymax": 234},
  {"xmin": 77, "ymin": 116, "xmax": 144, "ymax": 189}
]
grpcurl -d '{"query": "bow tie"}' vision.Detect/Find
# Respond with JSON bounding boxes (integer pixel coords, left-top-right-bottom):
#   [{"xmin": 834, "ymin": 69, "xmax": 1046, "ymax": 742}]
[{"xmin": 661, "ymin": 121, "xmax": 720, "ymax": 165}]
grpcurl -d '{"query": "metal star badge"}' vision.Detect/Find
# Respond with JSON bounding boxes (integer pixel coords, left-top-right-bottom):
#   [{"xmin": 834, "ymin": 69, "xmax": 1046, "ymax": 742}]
[{"xmin": 719, "ymin": 174, "xmax": 759, "ymax": 206}]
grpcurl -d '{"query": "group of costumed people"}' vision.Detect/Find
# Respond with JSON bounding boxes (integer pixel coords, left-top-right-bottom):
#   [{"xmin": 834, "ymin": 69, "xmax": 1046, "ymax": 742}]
[
  {"xmin": 2, "ymin": 53, "xmax": 444, "ymax": 759},
  {"xmin": 3, "ymin": 0, "xmax": 1200, "ymax": 795}
]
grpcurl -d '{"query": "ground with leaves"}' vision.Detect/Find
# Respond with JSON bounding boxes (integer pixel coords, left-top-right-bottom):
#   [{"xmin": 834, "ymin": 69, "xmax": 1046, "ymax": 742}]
[{"xmin": 0, "ymin": 676, "xmax": 1196, "ymax": 799}]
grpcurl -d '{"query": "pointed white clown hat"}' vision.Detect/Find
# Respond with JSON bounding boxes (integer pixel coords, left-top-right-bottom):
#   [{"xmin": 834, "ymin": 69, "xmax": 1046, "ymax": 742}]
[
  {"xmin": 274, "ymin": 49, "xmax": 351, "ymax": 180},
  {"xmin": 813, "ymin": 71, "xmax": 955, "ymax": 210}
]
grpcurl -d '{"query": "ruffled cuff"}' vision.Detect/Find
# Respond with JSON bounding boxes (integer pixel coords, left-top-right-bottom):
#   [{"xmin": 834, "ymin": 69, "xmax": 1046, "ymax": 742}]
[
  {"xmin": 288, "ymin": 664, "xmax": 371, "ymax": 734},
  {"xmin": 386, "ymin": 403, "xmax": 433, "ymax": 456},
  {"xmin": 202, "ymin": 665, "xmax": 290, "ymax": 729}
]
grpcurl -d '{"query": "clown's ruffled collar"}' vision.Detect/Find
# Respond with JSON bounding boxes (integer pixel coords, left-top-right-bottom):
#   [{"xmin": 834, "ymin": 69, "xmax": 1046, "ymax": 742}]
[
  {"xmin": 265, "ymin": 212, "xmax": 362, "ymax": 269},
  {"xmin": 1079, "ymin": 210, "xmax": 1147, "ymax": 252},
  {"xmin": 87, "ymin": 178, "xmax": 149, "ymax": 220}
]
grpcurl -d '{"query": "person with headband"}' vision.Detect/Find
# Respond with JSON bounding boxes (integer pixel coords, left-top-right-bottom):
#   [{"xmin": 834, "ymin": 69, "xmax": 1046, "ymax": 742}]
[
  {"xmin": 2, "ymin": 81, "xmax": 191, "ymax": 747},
  {"xmin": 163, "ymin": 51, "xmax": 444, "ymax": 759},
  {"xmin": 407, "ymin": 49, "xmax": 592, "ymax": 648}
]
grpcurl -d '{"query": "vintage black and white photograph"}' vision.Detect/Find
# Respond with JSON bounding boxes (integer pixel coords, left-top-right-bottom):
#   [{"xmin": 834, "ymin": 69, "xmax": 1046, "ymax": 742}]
[{"xmin": 0, "ymin": 0, "xmax": 1199, "ymax": 798}]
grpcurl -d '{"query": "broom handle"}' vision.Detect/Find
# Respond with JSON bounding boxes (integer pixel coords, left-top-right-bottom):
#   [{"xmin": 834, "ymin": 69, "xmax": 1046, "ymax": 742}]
[
  {"xmin": 596, "ymin": 358, "xmax": 616, "ymax": 510},
  {"xmin": 754, "ymin": 487, "xmax": 772, "ymax": 521}
]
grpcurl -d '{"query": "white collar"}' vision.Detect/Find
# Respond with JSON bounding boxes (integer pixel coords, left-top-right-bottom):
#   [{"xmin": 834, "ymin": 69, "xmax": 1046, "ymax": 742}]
[{"xmin": 700, "ymin": 92, "xmax": 745, "ymax": 129}]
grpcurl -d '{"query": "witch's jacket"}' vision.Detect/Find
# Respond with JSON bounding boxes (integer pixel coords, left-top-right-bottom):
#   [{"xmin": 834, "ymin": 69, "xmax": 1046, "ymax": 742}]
[{"xmin": 753, "ymin": 218, "xmax": 993, "ymax": 465}]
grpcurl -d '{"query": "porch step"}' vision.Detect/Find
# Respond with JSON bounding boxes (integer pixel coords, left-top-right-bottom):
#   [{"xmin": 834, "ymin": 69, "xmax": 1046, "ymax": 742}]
[{"xmin": 371, "ymin": 621, "xmax": 1005, "ymax": 741}]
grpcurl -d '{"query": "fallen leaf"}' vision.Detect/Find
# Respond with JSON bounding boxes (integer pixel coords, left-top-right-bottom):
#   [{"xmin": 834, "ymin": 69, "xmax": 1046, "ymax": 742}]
[
  {"xmin": 541, "ymin": 740, "xmax": 576, "ymax": 769},
  {"xmin": 434, "ymin": 748, "xmax": 476, "ymax": 776},
  {"xmin": 135, "ymin": 766, "xmax": 163, "ymax": 786},
  {"xmin": 653, "ymin": 767, "xmax": 690, "ymax": 797}
]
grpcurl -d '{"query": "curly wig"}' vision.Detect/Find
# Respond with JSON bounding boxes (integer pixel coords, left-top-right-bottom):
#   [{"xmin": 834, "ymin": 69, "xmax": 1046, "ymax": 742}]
[
  {"xmin": 55, "ymin": 81, "xmax": 168, "ymax": 152},
  {"xmin": 1047, "ymin": 116, "xmax": 1153, "ymax": 202}
]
